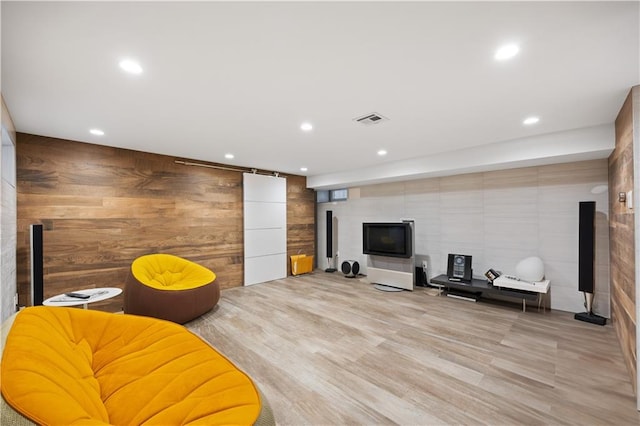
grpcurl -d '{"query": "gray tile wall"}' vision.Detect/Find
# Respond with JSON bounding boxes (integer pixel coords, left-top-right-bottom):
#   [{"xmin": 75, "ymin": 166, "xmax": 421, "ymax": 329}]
[
  {"xmin": 1, "ymin": 127, "xmax": 16, "ymax": 322},
  {"xmin": 317, "ymin": 159, "xmax": 610, "ymax": 316}
]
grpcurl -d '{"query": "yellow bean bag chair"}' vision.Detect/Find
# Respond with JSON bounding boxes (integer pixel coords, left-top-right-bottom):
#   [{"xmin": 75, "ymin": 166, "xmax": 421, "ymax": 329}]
[
  {"xmin": 124, "ymin": 254, "xmax": 219, "ymax": 324},
  {"xmin": 0, "ymin": 306, "xmax": 274, "ymax": 426}
]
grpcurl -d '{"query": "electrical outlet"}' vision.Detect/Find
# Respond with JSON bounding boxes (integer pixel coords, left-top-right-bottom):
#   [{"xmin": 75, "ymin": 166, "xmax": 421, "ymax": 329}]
[{"xmin": 422, "ymin": 260, "xmax": 428, "ymax": 270}]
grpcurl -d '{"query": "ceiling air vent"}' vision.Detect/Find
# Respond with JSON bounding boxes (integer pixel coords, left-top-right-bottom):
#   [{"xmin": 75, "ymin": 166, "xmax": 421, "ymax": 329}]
[{"xmin": 354, "ymin": 112, "xmax": 389, "ymax": 125}]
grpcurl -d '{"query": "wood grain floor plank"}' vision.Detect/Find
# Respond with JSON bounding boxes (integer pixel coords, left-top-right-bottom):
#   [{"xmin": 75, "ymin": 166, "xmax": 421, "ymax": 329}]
[{"xmin": 187, "ymin": 272, "xmax": 640, "ymax": 425}]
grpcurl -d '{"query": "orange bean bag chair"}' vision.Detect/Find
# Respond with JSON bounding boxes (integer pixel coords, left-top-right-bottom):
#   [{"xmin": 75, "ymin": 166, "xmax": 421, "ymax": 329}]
[
  {"xmin": 0, "ymin": 306, "xmax": 274, "ymax": 425},
  {"xmin": 124, "ymin": 253, "xmax": 219, "ymax": 324}
]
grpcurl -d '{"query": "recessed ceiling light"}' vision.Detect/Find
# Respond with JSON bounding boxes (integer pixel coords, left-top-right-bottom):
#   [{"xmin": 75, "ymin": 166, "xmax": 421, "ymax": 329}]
[
  {"xmin": 300, "ymin": 122, "xmax": 313, "ymax": 132},
  {"xmin": 89, "ymin": 128, "xmax": 104, "ymax": 136},
  {"xmin": 377, "ymin": 149, "xmax": 387, "ymax": 156},
  {"xmin": 494, "ymin": 43, "xmax": 520, "ymax": 61},
  {"xmin": 523, "ymin": 116, "xmax": 540, "ymax": 125},
  {"xmin": 300, "ymin": 167, "xmax": 308, "ymax": 172},
  {"xmin": 119, "ymin": 59, "xmax": 143, "ymax": 74},
  {"xmin": 224, "ymin": 153, "xmax": 234, "ymax": 159}
]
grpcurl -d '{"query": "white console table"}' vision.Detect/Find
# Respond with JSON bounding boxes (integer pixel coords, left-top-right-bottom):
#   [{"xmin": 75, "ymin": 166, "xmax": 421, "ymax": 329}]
[{"xmin": 493, "ymin": 276, "xmax": 550, "ymax": 312}]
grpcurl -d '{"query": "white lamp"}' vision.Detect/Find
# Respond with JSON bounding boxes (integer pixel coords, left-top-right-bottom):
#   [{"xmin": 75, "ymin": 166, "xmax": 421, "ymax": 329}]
[{"xmin": 515, "ymin": 256, "xmax": 545, "ymax": 282}]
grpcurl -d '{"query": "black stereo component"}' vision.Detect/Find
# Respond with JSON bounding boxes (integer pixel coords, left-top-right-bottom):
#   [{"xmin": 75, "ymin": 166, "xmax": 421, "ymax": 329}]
[{"xmin": 447, "ymin": 254, "xmax": 472, "ymax": 282}]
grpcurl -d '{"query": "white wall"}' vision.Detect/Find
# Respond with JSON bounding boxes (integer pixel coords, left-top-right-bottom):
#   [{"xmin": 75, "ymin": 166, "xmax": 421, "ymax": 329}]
[
  {"xmin": 1, "ymin": 124, "xmax": 17, "ymax": 322},
  {"xmin": 317, "ymin": 159, "xmax": 610, "ymax": 317}
]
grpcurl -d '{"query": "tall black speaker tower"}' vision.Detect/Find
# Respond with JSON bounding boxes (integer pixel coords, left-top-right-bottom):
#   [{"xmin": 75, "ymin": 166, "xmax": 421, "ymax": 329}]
[
  {"xmin": 30, "ymin": 224, "xmax": 44, "ymax": 306},
  {"xmin": 325, "ymin": 210, "xmax": 336, "ymax": 272},
  {"xmin": 578, "ymin": 201, "xmax": 595, "ymax": 294},
  {"xmin": 575, "ymin": 201, "xmax": 606, "ymax": 325}
]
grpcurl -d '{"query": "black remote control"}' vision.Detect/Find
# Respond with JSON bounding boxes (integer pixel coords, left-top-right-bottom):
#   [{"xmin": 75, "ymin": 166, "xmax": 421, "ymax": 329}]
[{"xmin": 65, "ymin": 292, "xmax": 91, "ymax": 299}]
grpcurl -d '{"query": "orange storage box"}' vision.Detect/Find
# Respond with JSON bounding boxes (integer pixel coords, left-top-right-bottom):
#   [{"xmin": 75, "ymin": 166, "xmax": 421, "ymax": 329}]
[{"xmin": 290, "ymin": 254, "xmax": 314, "ymax": 275}]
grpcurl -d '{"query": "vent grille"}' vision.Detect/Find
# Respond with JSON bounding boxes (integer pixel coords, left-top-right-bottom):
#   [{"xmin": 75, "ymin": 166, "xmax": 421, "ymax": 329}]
[{"xmin": 354, "ymin": 112, "xmax": 389, "ymax": 125}]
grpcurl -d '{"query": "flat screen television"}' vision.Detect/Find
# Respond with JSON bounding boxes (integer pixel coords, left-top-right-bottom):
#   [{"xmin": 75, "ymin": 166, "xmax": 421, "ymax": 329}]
[{"xmin": 362, "ymin": 222, "xmax": 412, "ymax": 258}]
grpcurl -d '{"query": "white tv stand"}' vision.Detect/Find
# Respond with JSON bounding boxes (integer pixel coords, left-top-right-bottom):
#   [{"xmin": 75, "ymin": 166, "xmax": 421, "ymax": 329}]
[{"xmin": 367, "ymin": 259, "xmax": 415, "ymax": 291}]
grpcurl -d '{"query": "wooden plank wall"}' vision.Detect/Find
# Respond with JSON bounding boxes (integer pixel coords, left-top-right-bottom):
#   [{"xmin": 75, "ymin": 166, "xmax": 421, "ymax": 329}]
[
  {"xmin": 16, "ymin": 133, "xmax": 316, "ymax": 312},
  {"xmin": 287, "ymin": 175, "xmax": 317, "ymax": 273},
  {"xmin": 609, "ymin": 89, "xmax": 637, "ymax": 395}
]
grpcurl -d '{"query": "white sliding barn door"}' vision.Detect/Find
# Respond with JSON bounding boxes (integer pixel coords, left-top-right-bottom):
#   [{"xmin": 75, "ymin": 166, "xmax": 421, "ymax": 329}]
[{"xmin": 243, "ymin": 173, "xmax": 287, "ymax": 286}]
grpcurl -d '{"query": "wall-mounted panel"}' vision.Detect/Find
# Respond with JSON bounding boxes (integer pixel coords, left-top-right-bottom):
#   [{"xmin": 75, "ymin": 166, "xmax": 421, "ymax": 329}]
[
  {"xmin": 243, "ymin": 173, "xmax": 287, "ymax": 286},
  {"xmin": 245, "ymin": 254, "xmax": 287, "ymax": 286},
  {"xmin": 244, "ymin": 229, "xmax": 287, "ymax": 258},
  {"xmin": 243, "ymin": 174, "xmax": 286, "ymax": 203},
  {"xmin": 244, "ymin": 201, "xmax": 286, "ymax": 229}
]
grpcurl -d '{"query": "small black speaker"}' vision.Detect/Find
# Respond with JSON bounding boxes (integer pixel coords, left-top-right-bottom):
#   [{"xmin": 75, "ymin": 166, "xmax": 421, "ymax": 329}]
[
  {"xmin": 30, "ymin": 224, "xmax": 44, "ymax": 306},
  {"xmin": 341, "ymin": 260, "xmax": 360, "ymax": 278},
  {"xmin": 578, "ymin": 201, "xmax": 595, "ymax": 294}
]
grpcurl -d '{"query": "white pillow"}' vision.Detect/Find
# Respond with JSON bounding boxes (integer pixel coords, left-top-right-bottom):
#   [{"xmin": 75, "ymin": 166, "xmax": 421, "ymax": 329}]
[{"xmin": 516, "ymin": 256, "xmax": 545, "ymax": 282}]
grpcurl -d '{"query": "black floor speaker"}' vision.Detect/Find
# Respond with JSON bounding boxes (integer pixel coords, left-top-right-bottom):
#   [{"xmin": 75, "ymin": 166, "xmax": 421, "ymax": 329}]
[
  {"xmin": 30, "ymin": 224, "xmax": 44, "ymax": 306},
  {"xmin": 325, "ymin": 210, "xmax": 336, "ymax": 272},
  {"xmin": 575, "ymin": 201, "xmax": 606, "ymax": 325},
  {"xmin": 326, "ymin": 210, "xmax": 333, "ymax": 258},
  {"xmin": 578, "ymin": 201, "xmax": 595, "ymax": 294}
]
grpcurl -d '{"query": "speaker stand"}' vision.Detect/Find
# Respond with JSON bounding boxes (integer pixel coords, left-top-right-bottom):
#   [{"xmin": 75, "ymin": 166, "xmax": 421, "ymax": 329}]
[
  {"xmin": 574, "ymin": 292, "xmax": 606, "ymax": 325},
  {"xmin": 374, "ymin": 284, "xmax": 403, "ymax": 292},
  {"xmin": 574, "ymin": 312, "xmax": 606, "ymax": 326},
  {"xmin": 325, "ymin": 258, "xmax": 336, "ymax": 273}
]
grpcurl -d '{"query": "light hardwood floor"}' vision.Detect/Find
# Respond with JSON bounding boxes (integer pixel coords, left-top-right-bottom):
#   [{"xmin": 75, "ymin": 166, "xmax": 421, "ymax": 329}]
[{"xmin": 186, "ymin": 272, "xmax": 640, "ymax": 425}]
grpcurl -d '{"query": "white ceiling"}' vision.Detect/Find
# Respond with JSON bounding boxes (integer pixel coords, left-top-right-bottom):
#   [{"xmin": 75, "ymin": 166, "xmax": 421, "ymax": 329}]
[{"xmin": 2, "ymin": 1, "xmax": 638, "ymax": 189}]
